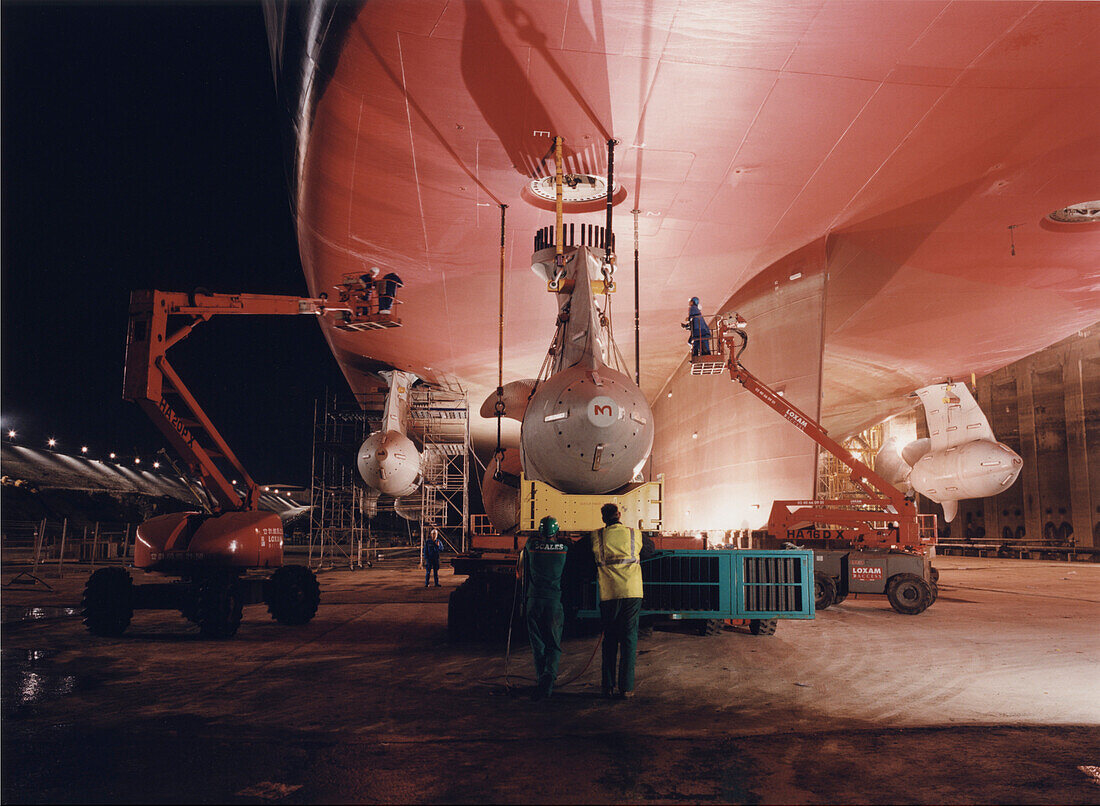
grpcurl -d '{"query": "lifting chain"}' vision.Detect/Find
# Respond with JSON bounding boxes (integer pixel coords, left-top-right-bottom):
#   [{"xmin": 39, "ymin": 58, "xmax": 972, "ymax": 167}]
[{"xmin": 494, "ymin": 203, "xmax": 508, "ymax": 479}]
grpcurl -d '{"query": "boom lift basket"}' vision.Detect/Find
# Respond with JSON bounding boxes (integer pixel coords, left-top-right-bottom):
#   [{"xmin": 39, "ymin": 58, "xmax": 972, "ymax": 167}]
[
  {"xmin": 332, "ymin": 273, "xmax": 402, "ymax": 331},
  {"xmin": 688, "ymin": 315, "xmax": 726, "ymax": 375}
]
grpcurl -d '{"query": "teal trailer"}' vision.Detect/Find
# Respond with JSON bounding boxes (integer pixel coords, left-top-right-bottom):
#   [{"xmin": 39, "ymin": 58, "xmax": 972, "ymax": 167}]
[{"xmin": 574, "ymin": 549, "xmax": 815, "ymax": 634}]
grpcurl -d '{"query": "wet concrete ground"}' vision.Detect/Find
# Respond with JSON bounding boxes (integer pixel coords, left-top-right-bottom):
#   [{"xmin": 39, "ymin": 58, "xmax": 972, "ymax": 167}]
[{"xmin": 2, "ymin": 556, "xmax": 1098, "ymax": 804}]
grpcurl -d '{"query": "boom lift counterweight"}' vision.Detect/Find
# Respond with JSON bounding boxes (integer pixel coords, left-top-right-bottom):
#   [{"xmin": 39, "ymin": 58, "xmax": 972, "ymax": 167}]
[
  {"xmin": 690, "ymin": 315, "xmax": 938, "ymax": 615},
  {"xmin": 82, "ymin": 290, "xmax": 337, "ymax": 639}
]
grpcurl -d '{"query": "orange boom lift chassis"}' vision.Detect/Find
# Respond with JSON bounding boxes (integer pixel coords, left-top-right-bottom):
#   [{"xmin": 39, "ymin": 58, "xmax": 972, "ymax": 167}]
[
  {"xmin": 80, "ymin": 290, "xmax": 348, "ymax": 638},
  {"xmin": 691, "ymin": 315, "xmax": 939, "ymax": 615}
]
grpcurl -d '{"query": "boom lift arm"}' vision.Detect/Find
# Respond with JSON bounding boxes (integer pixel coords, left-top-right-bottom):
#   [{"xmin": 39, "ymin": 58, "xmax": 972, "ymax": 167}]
[
  {"xmin": 76, "ymin": 289, "xmax": 332, "ymax": 641},
  {"xmin": 122, "ymin": 290, "xmax": 333, "ymax": 512},
  {"xmin": 710, "ymin": 316, "xmax": 927, "ymax": 551}
]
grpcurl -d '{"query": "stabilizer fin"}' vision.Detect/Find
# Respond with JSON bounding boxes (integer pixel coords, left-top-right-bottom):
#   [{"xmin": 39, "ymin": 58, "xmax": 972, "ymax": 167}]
[
  {"xmin": 914, "ymin": 383, "xmax": 994, "ymax": 452},
  {"xmin": 941, "ymin": 499, "xmax": 959, "ymax": 523}
]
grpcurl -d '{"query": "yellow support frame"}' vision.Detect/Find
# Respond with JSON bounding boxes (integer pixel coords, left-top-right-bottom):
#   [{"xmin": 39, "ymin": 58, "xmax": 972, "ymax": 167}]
[{"xmin": 518, "ymin": 473, "xmax": 663, "ymax": 534}]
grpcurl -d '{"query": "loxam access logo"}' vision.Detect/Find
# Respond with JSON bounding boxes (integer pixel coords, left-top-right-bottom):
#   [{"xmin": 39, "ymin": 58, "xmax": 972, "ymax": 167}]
[{"xmin": 784, "ymin": 410, "xmax": 808, "ymax": 429}]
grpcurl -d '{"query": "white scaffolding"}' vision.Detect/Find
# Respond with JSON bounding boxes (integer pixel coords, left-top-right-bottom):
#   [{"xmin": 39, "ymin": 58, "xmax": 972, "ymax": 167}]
[
  {"xmin": 308, "ymin": 385, "xmax": 470, "ymax": 564},
  {"xmin": 308, "ymin": 397, "xmax": 371, "ymax": 570},
  {"xmin": 410, "ymin": 386, "xmax": 470, "ymax": 553}
]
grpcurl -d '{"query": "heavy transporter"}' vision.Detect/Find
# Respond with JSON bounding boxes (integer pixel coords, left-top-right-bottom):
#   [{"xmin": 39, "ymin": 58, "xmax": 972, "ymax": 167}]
[
  {"xmin": 448, "ymin": 475, "xmax": 816, "ymax": 641},
  {"xmin": 79, "ymin": 290, "xmax": 348, "ymax": 638}
]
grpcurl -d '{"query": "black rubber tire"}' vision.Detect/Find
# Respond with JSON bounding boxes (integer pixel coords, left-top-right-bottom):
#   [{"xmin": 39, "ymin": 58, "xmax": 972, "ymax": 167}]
[
  {"xmin": 81, "ymin": 567, "xmax": 133, "ymax": 637},
  {"xmin": 930, "ymin": 566, "xmax": 940, "ymax": 583},
  {"xmin": 930, "ymin": 580, "xmax": 939, "ymax": 603},
  {"xmin": 696, "ymin": 618, "xmax": 723, "ymax": 636},
  {"xmin": 447, "ymin": 586, "xmax": 473, "ymax": 642},
  {"xmin": 749, "ymin": 618, "xmax": 777, "ymax": 636},
  {"xmin": 832, "ymin": 591, "xmax": 848, "ymax": 605},
  {"xmin": 448, "ymin": 579, "xmax": 479, "ymax": 642},
  {"xmin": 448, "ymin": 571, "xmax": 526, "ymax": 643},
  {"xmin": 196, "ymin": 571, "xmax": 243, "ymax": 638},
  {"xmin": 265, "ymin": 565, "xmax": 320, "ymax": 625},
  {"xmin": 447, "ymin": 592, "xmax": 463, "ymax": 642},
  {"xmin": 814, "ymin": 573, "xmax": 837, "ymax": 611},
  {"xmin": 886, "ymin": 573, "xmax": 933, "ymax": 615}
]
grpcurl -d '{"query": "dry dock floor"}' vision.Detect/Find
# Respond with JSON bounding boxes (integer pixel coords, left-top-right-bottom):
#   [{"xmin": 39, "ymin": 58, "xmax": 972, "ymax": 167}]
[{"xmin": 2, "ymin": 556, "xmax": 1099, "ymax": 805}]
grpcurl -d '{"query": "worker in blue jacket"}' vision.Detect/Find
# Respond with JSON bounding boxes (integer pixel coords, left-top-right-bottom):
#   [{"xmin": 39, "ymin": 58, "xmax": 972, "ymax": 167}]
[
  {"xmin": 522, "ymin": 516, "xmax": 570, "ymax": 700},
  {"xmin": 423, "ymin": 528, "xmax": 443, "ymax": 587},
  {"xmin": 682, "ymin": 296, "xmax": 712, "ymax": 356}
]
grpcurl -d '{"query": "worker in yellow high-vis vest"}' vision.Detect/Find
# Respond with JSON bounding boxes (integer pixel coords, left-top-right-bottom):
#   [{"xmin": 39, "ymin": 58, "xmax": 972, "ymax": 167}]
[{"xmin": 590, "ymin": 502, "xmax": 649, "ymax": 699}]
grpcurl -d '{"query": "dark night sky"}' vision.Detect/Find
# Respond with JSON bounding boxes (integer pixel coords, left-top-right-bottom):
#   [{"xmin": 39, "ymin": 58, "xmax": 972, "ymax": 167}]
[{"xmin": 2, "ymin": 3, "xmax": 348, "ymax": 485}]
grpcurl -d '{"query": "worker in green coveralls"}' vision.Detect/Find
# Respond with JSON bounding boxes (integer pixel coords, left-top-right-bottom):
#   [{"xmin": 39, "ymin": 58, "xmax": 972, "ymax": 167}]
[{"xmin": 521, "ymin": 515, "xmax": 570, "ymax": 700}]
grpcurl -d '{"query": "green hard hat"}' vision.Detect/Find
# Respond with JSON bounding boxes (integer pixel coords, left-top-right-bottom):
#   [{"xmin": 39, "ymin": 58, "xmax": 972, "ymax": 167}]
[{"xmin": 539, "ymin": 516, "xmax": 559, "ymax": 538}]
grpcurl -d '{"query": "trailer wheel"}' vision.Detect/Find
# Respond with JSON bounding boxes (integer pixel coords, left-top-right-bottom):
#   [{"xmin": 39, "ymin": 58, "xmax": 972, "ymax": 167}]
[
  {"xmin": 448, "ymin": 579, "xmax": 479, "ymax": 642},
  {"xmin": 886, "ymin": 573, "xmax": 933, "ymax": 615},
  {"xmin": 447, "ymin": 592, "xmax": 463, "ymax": 641},
  {"xmin": 696, "ymin": 618, "xmax": 723, "ymax": 636},
  {"xmin": 814, "ymin": 573, "xmax": 837, "ymax": 611},
  {"xmin": 82, "ymin": 567, "xmax": 133, "ymax": 636},
  {"xmin": 749, "ymin": 618, "xmax": 777, "ymax": 636},
  {"xmin": 196, "ymin": 571, "xmax": 243, "ymax": 638},
  {"xmin": 265, "ymin": 565, "xmax": 320, "ymax": 625},
  {"xmin": 447, "ymin": 587, "xmax": 471, "ymax": 642}
]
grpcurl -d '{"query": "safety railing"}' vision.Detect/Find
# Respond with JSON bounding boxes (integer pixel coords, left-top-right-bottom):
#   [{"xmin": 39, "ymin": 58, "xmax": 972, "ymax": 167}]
[
  {"xmin": 331, "ymin": 273, "xmax": 403, "ymax": 331},
  {"xmin": 470, "ymin": 514, "xmax": 494, "ymax": 536},
  {"xmin": 687, "ymin": 315, "xmax": 726, "ymax": 375},
  {"xmin": 917, "ymin": 513, "xmax": 938, "ymax": 544},
  {"xmin": 935, "ymin": 538, "xmax": 1100, "ymax": 560},
  {"xmin": 2, "ymin": 519, "xmax": 135, "ymax": 586}
]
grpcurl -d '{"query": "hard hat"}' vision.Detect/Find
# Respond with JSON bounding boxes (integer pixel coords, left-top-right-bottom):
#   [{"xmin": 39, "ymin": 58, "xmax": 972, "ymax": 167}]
[
  {"xmin": 539, "ymin": 516, "xmax": 559, "ymax": 538},
  {"xmin": 690, "ymin": 296, "xmax": 699, "ymax": 306},
  {"xmin": 369, "ymin": 266, "xmax": 381, "ymax": 276}
]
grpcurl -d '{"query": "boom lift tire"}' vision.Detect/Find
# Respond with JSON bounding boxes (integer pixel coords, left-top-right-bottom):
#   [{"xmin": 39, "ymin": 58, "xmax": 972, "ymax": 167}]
[
  {"xmin": 814, "ymin": 572, "xmax": 837, "ymax": 611},
  {"xmin": 195, "ymin": 570, "xmax": 244, "ymax": 638},
  {"xmin": 264, "ymin": 565, "xmax": 320, "ymax": 625},
  {"xmin": 886, "ymin": 573, "xmax": 933, "ymax": 615},
  {"xmin": 82, "ymin": 567, "xmax": 134, "ymax": 637},
  {"xmin": 749, "ymin": 618, "xmax": 777, "ymax": 636}
]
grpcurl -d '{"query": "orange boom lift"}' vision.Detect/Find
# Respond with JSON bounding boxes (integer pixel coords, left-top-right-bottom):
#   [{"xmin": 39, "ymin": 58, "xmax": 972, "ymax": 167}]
[
  {"xmin": 690, "ymin": 314, "xmax": 939, "ymax": 614},
  {"xmin": 80, "ymin": 289, "xmax": 356, "ymax": 638}
]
